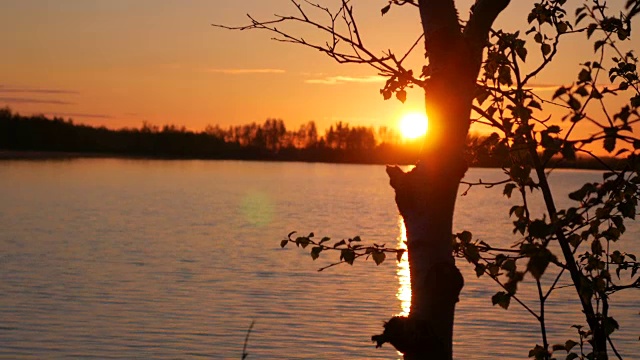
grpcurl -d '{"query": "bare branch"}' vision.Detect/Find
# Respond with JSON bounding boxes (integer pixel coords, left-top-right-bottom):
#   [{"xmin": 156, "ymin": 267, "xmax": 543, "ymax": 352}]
[{"xmin": 213, "ymin": 1, "xmax": 428, "ymax": 88}]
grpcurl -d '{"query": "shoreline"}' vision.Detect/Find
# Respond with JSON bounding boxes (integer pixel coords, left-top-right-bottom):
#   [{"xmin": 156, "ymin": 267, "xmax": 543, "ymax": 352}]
[
  {"xmin": 0, "ymin": 150, "xmax": 120, "ymax": 160},
  {"xmin": 0, "ymin": 149, "xmax": 623, "ymax": 170}
]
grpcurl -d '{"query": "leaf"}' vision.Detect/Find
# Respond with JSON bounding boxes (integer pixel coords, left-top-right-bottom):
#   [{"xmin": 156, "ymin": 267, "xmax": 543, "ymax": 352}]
[
  {"xmin": 566, "ymin": 353, "xmax": 579, "ymax": 360},
  {"xmin": 396, "ymin": 249, "xmax": 405, "ymax": 262},
  {"xmin": 381, "ymin": 4, "xmax": 391, "ymax": 16},
  {"xmin": 280, "ymin": 239, "xmax": 289, "ymax": 248},
  {"xmin": 396, "ymin": 89, "xmax": 407, "ymax": 103},
  {"xmin": 340, "ymin": 249, "xmax": 356, "ymax": 265},
  {"xmin": 502, "ymin": 259, "xmax": 516, "ymax": 273},
  {"xmin": 541, "ymin": 43, "xmax": 552, "ymax": 56},
  {"xmin": 296, "ymin": 236, "xmax": 310, "ymax": 249},
  {"xmin": 528, "ymin": 345, "xmax": 548, "ymax": 360},
  {"xmin": 552, "ymin": 344, "xmax": 566, "ymax": 352},
  {"xmin": 568, "ymin": 183, "xmax": 595, "ymax": 201},
  {"xmin": 516, "ymin": 46, "xmax": 528, "ymax": 62},
  {"xmin": 604, "ymin": 316, "xmax": 619, "ymax": 335},
  {"xmin": 491, "ymin": 291, "xmax": 511, "ymax": 309},
  {"xmin": 319, "ymin": 236, "xmax": 331, "ymax": 244},
  {"xmin": 587, "ymin": 23, "xmax": 598, "ymax": 38},
  {"xmin": 372, "ymin": 251, "xmax": 386, "ymax": 265},
  {"xmin": 529, "ymin": 220, "xmax": 551, "ymax": 239},
  {"xmin": 310, "ymin": 246, "xmax": 322, "ymax": 260},
  {"xmin": 568, "ymin": 96, "xmax": 581, "ymax": 110},
  {"xmin": 547, "ymin": 125, "xmax": 561, "ymax": 133},
  {"xmin": 527, "ymin": 248, "xmax": 555, "ymax": 280},
  {"xmin": 553, "ymin": 86, "xmax": 567, "ymax": 99},
  {"xmin": 465, "ymin": 243, "xmax": 480, "ymax": 263},
  {"xmin": 503, "ymin": 183, "xmax": 517, "ymax": 198},
  {"xmin": 568, "ymin": 234, "xmax": 582, "ymax": 248},
  {"xmin": 591, "ymin": 239, "xmax": 603, "ymax": 255},
  {"xmin": 557, "ymin": 21, "xmax": 568, "ymax": 34},
  {"xmin": 565, "ymin": 340, "xmax": 578, "ymax": 352},
  {"xmin": 511, "ymin": 205, "xmax": 526, "ymax": 219},
  {"xmin": 618, "ymin": 201, "xmax": 636, "ymax": 219},
  {"xmin": 475, "ymin": 263, "xmax": 486, "ymax": 277},
  {"xmin": 333, "ymin": 239, "xmax": 346, "ymax": 248},
  {"xmin": 534, "ymin": 32, "xmax": 543, "ymax": 43},
  {"xmin": 498, "ymin": 66, "xmax": 513, "ymax": 86},
  {"xmin": 528, "ymin": 99, "xmax": 542, "ymax": 110},
  {"xmin": 575, "ymin": 85, "xmax": 589, "ymax": 97},
  {"xmin": 562, "ymin": 142, "xmax": 576, "ymax": 161},
  {"xmin": 459, "ymin": 231, "xmax": 473, "ymax": 243},
  {"xmin": 578, "ymin": 69, "xmax": 592, "ymax": 83},
  {"xmin": 603, "ymin": 135, "xmax": 616, "ymax": 153},
  {"xmin": 476, "ymin": 88, "xmax": 490, "ymax": 105}
]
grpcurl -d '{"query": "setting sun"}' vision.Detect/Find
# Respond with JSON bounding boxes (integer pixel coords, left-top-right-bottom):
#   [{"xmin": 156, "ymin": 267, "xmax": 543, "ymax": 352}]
[{"xmin": 399, "ymin": 112, "xmax": 428, "ymax": 140}]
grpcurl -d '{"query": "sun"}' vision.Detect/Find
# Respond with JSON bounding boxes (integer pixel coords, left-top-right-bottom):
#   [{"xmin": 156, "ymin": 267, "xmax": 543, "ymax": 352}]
[{"xmin": 399, "ymin": 112, "xmax": 428, "ymax": 140}]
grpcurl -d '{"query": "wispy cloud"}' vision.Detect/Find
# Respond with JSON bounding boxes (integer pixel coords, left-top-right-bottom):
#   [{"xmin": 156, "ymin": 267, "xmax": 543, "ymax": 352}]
[
  {"xmin": 204, "ymin": 68, "xmax": 286, "ymax": 74},
  {"xmin": 527, "ymin": 83, "xmax": 562, "ymax": 91},
  {"xmin": 0, "ymin": 85, "xmax": 78, "ymax": 95},
  {"xmin": 46, "ymin": 112, "xmax": 112, "ymax": 119},
  {"xmin": 0, "ymin": 97, "xmax": 74, "ymax": 105},
  {"xmin": 305, "ymin": 75, "xmax": 386, "ymax": 85}
]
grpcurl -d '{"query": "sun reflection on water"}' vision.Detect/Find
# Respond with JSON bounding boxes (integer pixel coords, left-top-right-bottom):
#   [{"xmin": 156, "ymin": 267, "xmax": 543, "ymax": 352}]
[{"xmin": 396, "ymin": 216, "xmax": 411, "ymax": 316}]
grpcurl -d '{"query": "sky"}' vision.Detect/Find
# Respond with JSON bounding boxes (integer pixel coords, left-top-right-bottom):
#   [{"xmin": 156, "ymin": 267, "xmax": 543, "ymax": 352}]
[{"xmin": 1, "ymin": 0, "xmax": 638, "ymax": 138}]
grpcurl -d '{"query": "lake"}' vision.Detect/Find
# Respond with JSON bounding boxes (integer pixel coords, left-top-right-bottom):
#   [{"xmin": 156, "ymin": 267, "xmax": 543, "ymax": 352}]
[{"xmin": 0, "ymin": 159, "xmax": 638, "ymax": 359}]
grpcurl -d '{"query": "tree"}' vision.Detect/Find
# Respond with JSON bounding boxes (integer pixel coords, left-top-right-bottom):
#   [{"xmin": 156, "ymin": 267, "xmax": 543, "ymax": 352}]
[{"xmin": 216, "ymin": 1, "xmax": 640, "ymax": 359}]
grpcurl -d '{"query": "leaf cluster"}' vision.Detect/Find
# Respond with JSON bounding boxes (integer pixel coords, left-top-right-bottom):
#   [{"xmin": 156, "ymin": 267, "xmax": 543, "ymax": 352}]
[{"xmin": 280, "ymin": 231, "xmax": 405, "ymax": 271}]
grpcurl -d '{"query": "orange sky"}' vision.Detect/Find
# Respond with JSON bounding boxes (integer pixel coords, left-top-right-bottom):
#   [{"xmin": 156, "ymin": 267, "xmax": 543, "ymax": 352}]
[{"xmin": 1, "ymin": 0, "xmax": 638, "ymax": 142}]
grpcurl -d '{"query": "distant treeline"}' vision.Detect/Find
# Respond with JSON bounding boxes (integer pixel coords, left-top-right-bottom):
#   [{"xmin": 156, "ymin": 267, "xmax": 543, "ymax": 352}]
[{"xmin": 0, "ymin": 107, "xmax": 622, "ymax": 169}]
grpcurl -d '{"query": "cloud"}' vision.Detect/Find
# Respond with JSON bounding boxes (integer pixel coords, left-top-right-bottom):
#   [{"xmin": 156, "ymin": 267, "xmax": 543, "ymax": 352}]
[
  {"xmin": 46, "ymin": 112, "xmax": 113, "ymax": 119},
  {"xmin": 204, "ymin": 68, "xmax": 286, "ymax": 74},
  {"xmin": 526, "ymin": 83, "xmax": 562, "ymax": 91},
  {"xmin": 305, "ymin": 75, "xmax": 386, "ymax": 85},
  {"xmin": 0, "ymin": 85, "xmax": 78, "ymax": 95},
  {"xmin": 0, "ymin": 97, "xmax": 74, "ymax": 105}
]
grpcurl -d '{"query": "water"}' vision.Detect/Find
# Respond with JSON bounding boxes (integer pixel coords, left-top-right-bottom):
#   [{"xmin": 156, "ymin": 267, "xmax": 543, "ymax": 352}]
[{"xmin": 0, "ymin": 159, "xmax": 638, "ymax": 359}]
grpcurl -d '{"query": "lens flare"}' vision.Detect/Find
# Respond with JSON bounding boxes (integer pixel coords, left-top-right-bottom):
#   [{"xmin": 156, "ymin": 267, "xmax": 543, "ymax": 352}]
[{"xmin": 240, "ymin": 190, "xmax": 273, "ymax": 227}]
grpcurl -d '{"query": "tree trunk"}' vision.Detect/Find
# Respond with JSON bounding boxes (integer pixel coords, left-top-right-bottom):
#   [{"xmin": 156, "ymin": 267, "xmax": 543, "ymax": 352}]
[{"xmin": 374, "ymin": 1, "xmax": 511, "ymax": 358}]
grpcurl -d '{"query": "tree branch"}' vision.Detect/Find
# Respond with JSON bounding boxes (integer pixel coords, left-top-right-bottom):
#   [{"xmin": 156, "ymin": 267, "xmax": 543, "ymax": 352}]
[{"xmin": 464, "ymin": 0, "xmax": 511, "ymax": 50}]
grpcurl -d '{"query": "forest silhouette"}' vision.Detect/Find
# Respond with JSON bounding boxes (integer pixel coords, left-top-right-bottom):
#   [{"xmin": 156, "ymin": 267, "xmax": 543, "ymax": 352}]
[{"xmin": 0, "ymin": 107, "xmax": 621, "ymax": 169}]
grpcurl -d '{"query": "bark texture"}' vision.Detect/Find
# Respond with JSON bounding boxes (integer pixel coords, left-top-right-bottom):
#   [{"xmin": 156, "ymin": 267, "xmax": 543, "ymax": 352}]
[{"xmin": 373, "ymin": 1, "xmax": 510, "ymax": 358}]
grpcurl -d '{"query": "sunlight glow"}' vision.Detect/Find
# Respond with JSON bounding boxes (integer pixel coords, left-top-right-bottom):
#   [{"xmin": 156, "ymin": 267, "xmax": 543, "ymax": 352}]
[
  {"xmin": 396, "ymin": 217, "xmax": 411, "ymax": 316},
  {"xmin": 399, "ymin": 112, "xmax": 428, "ymax": 140}
]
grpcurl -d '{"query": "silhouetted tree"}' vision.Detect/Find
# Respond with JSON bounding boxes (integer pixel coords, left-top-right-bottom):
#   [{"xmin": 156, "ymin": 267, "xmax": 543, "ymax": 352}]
[{"xmin": 218, "ymin": 1, "xmax": 640, "ymax": 359}]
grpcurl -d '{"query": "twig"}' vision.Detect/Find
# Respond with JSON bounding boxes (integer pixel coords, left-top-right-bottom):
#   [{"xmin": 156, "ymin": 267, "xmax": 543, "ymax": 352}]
[{"xmin": 241, "ymin": 320, "xmax": 255, "ymax": 360}]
